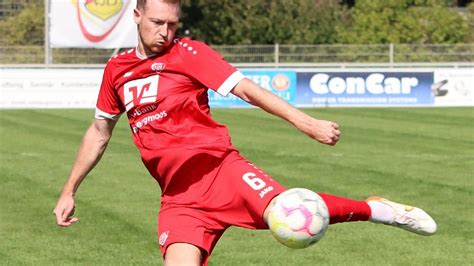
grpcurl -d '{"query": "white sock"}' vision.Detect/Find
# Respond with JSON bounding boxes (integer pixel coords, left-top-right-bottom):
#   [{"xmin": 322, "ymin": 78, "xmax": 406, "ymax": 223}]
[{"xmin": 367, "ymin": 201, "xmax": 395, "ymax": 224}]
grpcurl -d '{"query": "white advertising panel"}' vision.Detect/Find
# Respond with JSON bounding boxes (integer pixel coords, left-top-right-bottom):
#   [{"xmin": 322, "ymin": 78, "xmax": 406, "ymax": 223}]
[
  {"xmin": 0, "ymin": 68, "xmax": 103, "ymax": 108},
  {"xmin": 433, "ymin": 69, "xmax": 474, "ymax": 107},
  {"xmin": 1, "ymin": 67, "xmax": 472, "ymax": 109},
  {"xmin": 50, "ymin": 0, "xmax": 137, "ymax": 48}
]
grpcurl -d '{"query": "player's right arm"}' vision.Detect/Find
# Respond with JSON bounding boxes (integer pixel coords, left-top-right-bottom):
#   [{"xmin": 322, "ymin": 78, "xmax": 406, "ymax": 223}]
[
  {"xmin": 178, "ymin": 39, "xmax": 339, "ymax": 146},
  {"xmin": 53, "ymin": 118, "xmax": 116, "ymax": 227},
  {"xmin": 232, "ymin": 79, "xmax": 340, "ymax": 146}
]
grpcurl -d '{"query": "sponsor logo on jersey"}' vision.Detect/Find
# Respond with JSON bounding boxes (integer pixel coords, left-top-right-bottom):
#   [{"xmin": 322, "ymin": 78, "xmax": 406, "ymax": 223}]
[
  {"xmin": 159, "ymin": 231, "xmax": 169, "ymax": 246},
  {"xmin": 132, "ymin": 104, "xmax": 157, "ymax": 117},
  {"xmin": 132, "ymin": 110, "xmax": 168, "ymax": 133},
  {"xmin": 72, "ymin": 0, "xmax": 131, "ymax": 42},
  {"xmin": 151, "ymin": 62, "xmax": 166, "ymax": 73},
  {"xmin": 272, "ymin": 74, "xmax": 290, "ymax": 91}
]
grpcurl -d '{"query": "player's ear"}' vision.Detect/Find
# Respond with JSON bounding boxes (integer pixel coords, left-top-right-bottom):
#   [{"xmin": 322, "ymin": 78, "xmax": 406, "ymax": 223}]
[{"xmin": 133, "ymin": 8, "xmax": 141, "ymax": 25}]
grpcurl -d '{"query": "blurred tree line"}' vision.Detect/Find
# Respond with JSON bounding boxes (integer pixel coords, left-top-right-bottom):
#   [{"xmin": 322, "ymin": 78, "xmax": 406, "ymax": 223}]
[
  {"xmin": 0, "ymin": 2, "xmax": 44, "ymax": 45},
  {"xmin": 0, "ymin": 0, "xmax": 472, "ymax": 46},
  {"xmin": 181, "ymin": 0, "xmax": 472, "ymax": 44}
]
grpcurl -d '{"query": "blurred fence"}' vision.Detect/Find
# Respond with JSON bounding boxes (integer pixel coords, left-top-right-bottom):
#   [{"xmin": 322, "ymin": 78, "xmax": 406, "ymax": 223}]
[
  {"xmin": 216, "ymin": 43, "xmax": 474, "ymax": 66},
  {"xmin": 1, "ymin": 43, "xmax": 473, "ymax": 67}
]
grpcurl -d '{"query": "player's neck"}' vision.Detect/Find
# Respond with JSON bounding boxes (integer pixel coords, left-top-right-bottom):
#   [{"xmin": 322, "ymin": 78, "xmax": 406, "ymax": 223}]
[{"xmin": 136, "ymin": 44, "xmax": 158, "ymax": 60}]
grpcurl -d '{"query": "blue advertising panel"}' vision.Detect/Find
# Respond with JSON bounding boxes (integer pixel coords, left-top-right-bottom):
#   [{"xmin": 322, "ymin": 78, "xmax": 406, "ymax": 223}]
[
  {"xmin": 209, "ymin": 70, "xmax": 296, "ymax": 108},
  {"xmin": 296, "ymin": 71, "xmax": 434, "ymax": 106}
]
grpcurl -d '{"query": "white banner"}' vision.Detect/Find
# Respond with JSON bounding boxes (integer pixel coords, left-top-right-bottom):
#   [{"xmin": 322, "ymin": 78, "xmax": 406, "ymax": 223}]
[
  {"xmin": 1, "ymin": 67, "xmax": 472, "ymax": 109},
  {"xmin": 50, "ymin": 0, "xmax": 137, "ymax": 48},
  {"xmin": 0, "ymin": 68, "xmax": 103, "ymax": 108},
  {"xmin": 433, "ymin": 69, "xmax": 474, "ymax": 107}
]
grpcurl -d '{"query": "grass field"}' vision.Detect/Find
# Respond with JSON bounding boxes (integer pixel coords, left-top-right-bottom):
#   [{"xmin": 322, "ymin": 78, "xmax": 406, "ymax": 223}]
[{"xmin": 0, "ymin": 107, "xmax": 473, "ymax": 265}]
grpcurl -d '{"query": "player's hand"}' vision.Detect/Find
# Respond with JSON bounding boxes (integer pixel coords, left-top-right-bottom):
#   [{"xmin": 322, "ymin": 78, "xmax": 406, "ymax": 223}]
[
  {"xmin": 302, "ymin": 119, "xmax": 341, "ymax": 146},
  {"xmin": 53, "ymin": 193, "xmax": 79, "ymax": 227}
]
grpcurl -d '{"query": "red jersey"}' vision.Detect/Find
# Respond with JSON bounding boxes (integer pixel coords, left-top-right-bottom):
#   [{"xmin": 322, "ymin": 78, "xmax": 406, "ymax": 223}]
[{"xmin": 95, "ymin": 37, "xmax": 245, "ymax": 193}]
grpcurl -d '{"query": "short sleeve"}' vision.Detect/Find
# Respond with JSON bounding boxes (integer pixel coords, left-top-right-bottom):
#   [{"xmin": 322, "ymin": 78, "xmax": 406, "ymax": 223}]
[
  {"xmin": 95, "ymin": 63, "xmax": 124, "ymax": 120},
  {"xmin": 179, "ymin": 39, "xmax": 245, "ymax": 96}
]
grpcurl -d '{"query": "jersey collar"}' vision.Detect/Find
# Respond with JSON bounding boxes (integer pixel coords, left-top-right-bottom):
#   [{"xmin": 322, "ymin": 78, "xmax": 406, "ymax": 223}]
[{"xmin": 135, "ymin": 47, "xmax": 157, "ymax": 60}]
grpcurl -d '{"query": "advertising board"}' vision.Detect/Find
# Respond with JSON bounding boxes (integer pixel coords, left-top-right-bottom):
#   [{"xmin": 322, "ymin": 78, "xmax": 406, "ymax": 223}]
[
  {"xmin": 1, "ymin": 68, "xmax": 471, "ymax": 109},
  {"xmin": 208, "ymin": 70, "xmax": 296, "ymax": 108},
  {"xmin": 0, "ymin": 68, "xmax": 102, "ymax": 108},
  {"xmin": 296, "ymin": 71, "xmax": 434, "ymax": 107}
]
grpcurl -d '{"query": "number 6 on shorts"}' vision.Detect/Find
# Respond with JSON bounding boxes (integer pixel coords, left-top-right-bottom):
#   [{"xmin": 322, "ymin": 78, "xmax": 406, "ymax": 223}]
[{"xmin": 243, "ymin": 172, "xmax": 266, "ymax": 190}]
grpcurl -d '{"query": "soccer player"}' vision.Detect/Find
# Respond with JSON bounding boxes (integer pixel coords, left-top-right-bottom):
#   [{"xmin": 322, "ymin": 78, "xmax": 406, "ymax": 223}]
[{"xmin": 53, "ymin": 0, "xmax": 437, "ymax": 265}]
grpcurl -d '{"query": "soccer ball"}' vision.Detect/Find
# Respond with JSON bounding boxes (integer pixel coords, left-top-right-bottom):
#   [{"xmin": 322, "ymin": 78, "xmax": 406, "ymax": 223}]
[{"xmin": 268, "ymin": 188, "xmax": 329, "ymax": 249}]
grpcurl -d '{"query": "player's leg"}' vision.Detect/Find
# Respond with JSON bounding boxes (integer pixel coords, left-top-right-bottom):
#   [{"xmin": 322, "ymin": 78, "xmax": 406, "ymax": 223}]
[
  {"xmin": 262, "ymin": 192, "xmax": 369, "ymax": 224},
  {"xmin": 156, "ymin": 154, "xmax": 232, "ymax": 265},
  {"xmin": 222, "ymin": 152, "xmax": 371, "ymax": 230},
  {"xmin": 164, "ymin": 243, "xmax": 202, "ymax": 266},
  {"xmin": 264, "ymin": 192, "xmax": 437, "ymax": 236},
  {"xmin": 158, "ymin": 205, "xmax": 225, "ymax": 266},
  {"xmin": 221, "ymin": 151, "xmax": 437, "ymax": 236}
]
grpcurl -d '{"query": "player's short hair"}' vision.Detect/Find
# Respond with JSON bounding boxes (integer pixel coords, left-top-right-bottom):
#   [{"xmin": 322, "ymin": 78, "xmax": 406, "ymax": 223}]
[{"xmin": 136, "ymin": 0, "xmax": 182, "ymax": 11}]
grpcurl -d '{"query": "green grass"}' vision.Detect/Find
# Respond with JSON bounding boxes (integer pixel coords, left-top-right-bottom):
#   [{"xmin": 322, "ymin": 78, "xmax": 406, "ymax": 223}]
[{"xmin": 0, "ymin": 108, "xmax": 473, "ymax": 265}]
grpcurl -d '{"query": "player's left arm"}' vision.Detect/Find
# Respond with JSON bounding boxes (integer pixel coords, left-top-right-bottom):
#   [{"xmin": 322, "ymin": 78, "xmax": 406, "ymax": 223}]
[{"xmin": 232, "ymin": 78, "xmax": 340, "ymax": 146}]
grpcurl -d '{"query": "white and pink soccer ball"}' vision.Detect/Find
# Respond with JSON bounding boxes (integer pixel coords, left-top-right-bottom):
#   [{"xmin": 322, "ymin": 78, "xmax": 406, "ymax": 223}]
[{"xmin": 268, "ymin": 188, "xmax": 329, "ymax": 249}]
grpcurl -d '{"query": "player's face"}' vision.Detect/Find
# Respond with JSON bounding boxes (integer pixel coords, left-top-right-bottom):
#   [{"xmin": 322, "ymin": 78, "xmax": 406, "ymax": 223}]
[{"xmin": 134, "ymin": 1, "xmax": 180, "ymax": 55}]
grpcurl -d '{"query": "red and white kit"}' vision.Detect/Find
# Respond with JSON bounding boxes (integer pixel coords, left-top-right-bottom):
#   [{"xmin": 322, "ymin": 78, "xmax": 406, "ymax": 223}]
[{"xmin": 95, "ymin": 37, "xmax": 286, "ymax": 259}]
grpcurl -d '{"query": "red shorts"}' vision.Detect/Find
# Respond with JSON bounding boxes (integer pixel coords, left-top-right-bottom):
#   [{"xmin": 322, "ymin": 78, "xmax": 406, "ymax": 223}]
[{"xmin": 157, "ymin": 151, "xmax": 286, "ymax": 263}]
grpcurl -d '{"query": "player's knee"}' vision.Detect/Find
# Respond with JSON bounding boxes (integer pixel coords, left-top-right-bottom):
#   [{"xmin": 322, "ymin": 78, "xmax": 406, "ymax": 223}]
[{"xmin": 164, "ymin": 243, "xmax": 202, "ymax": 266}]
